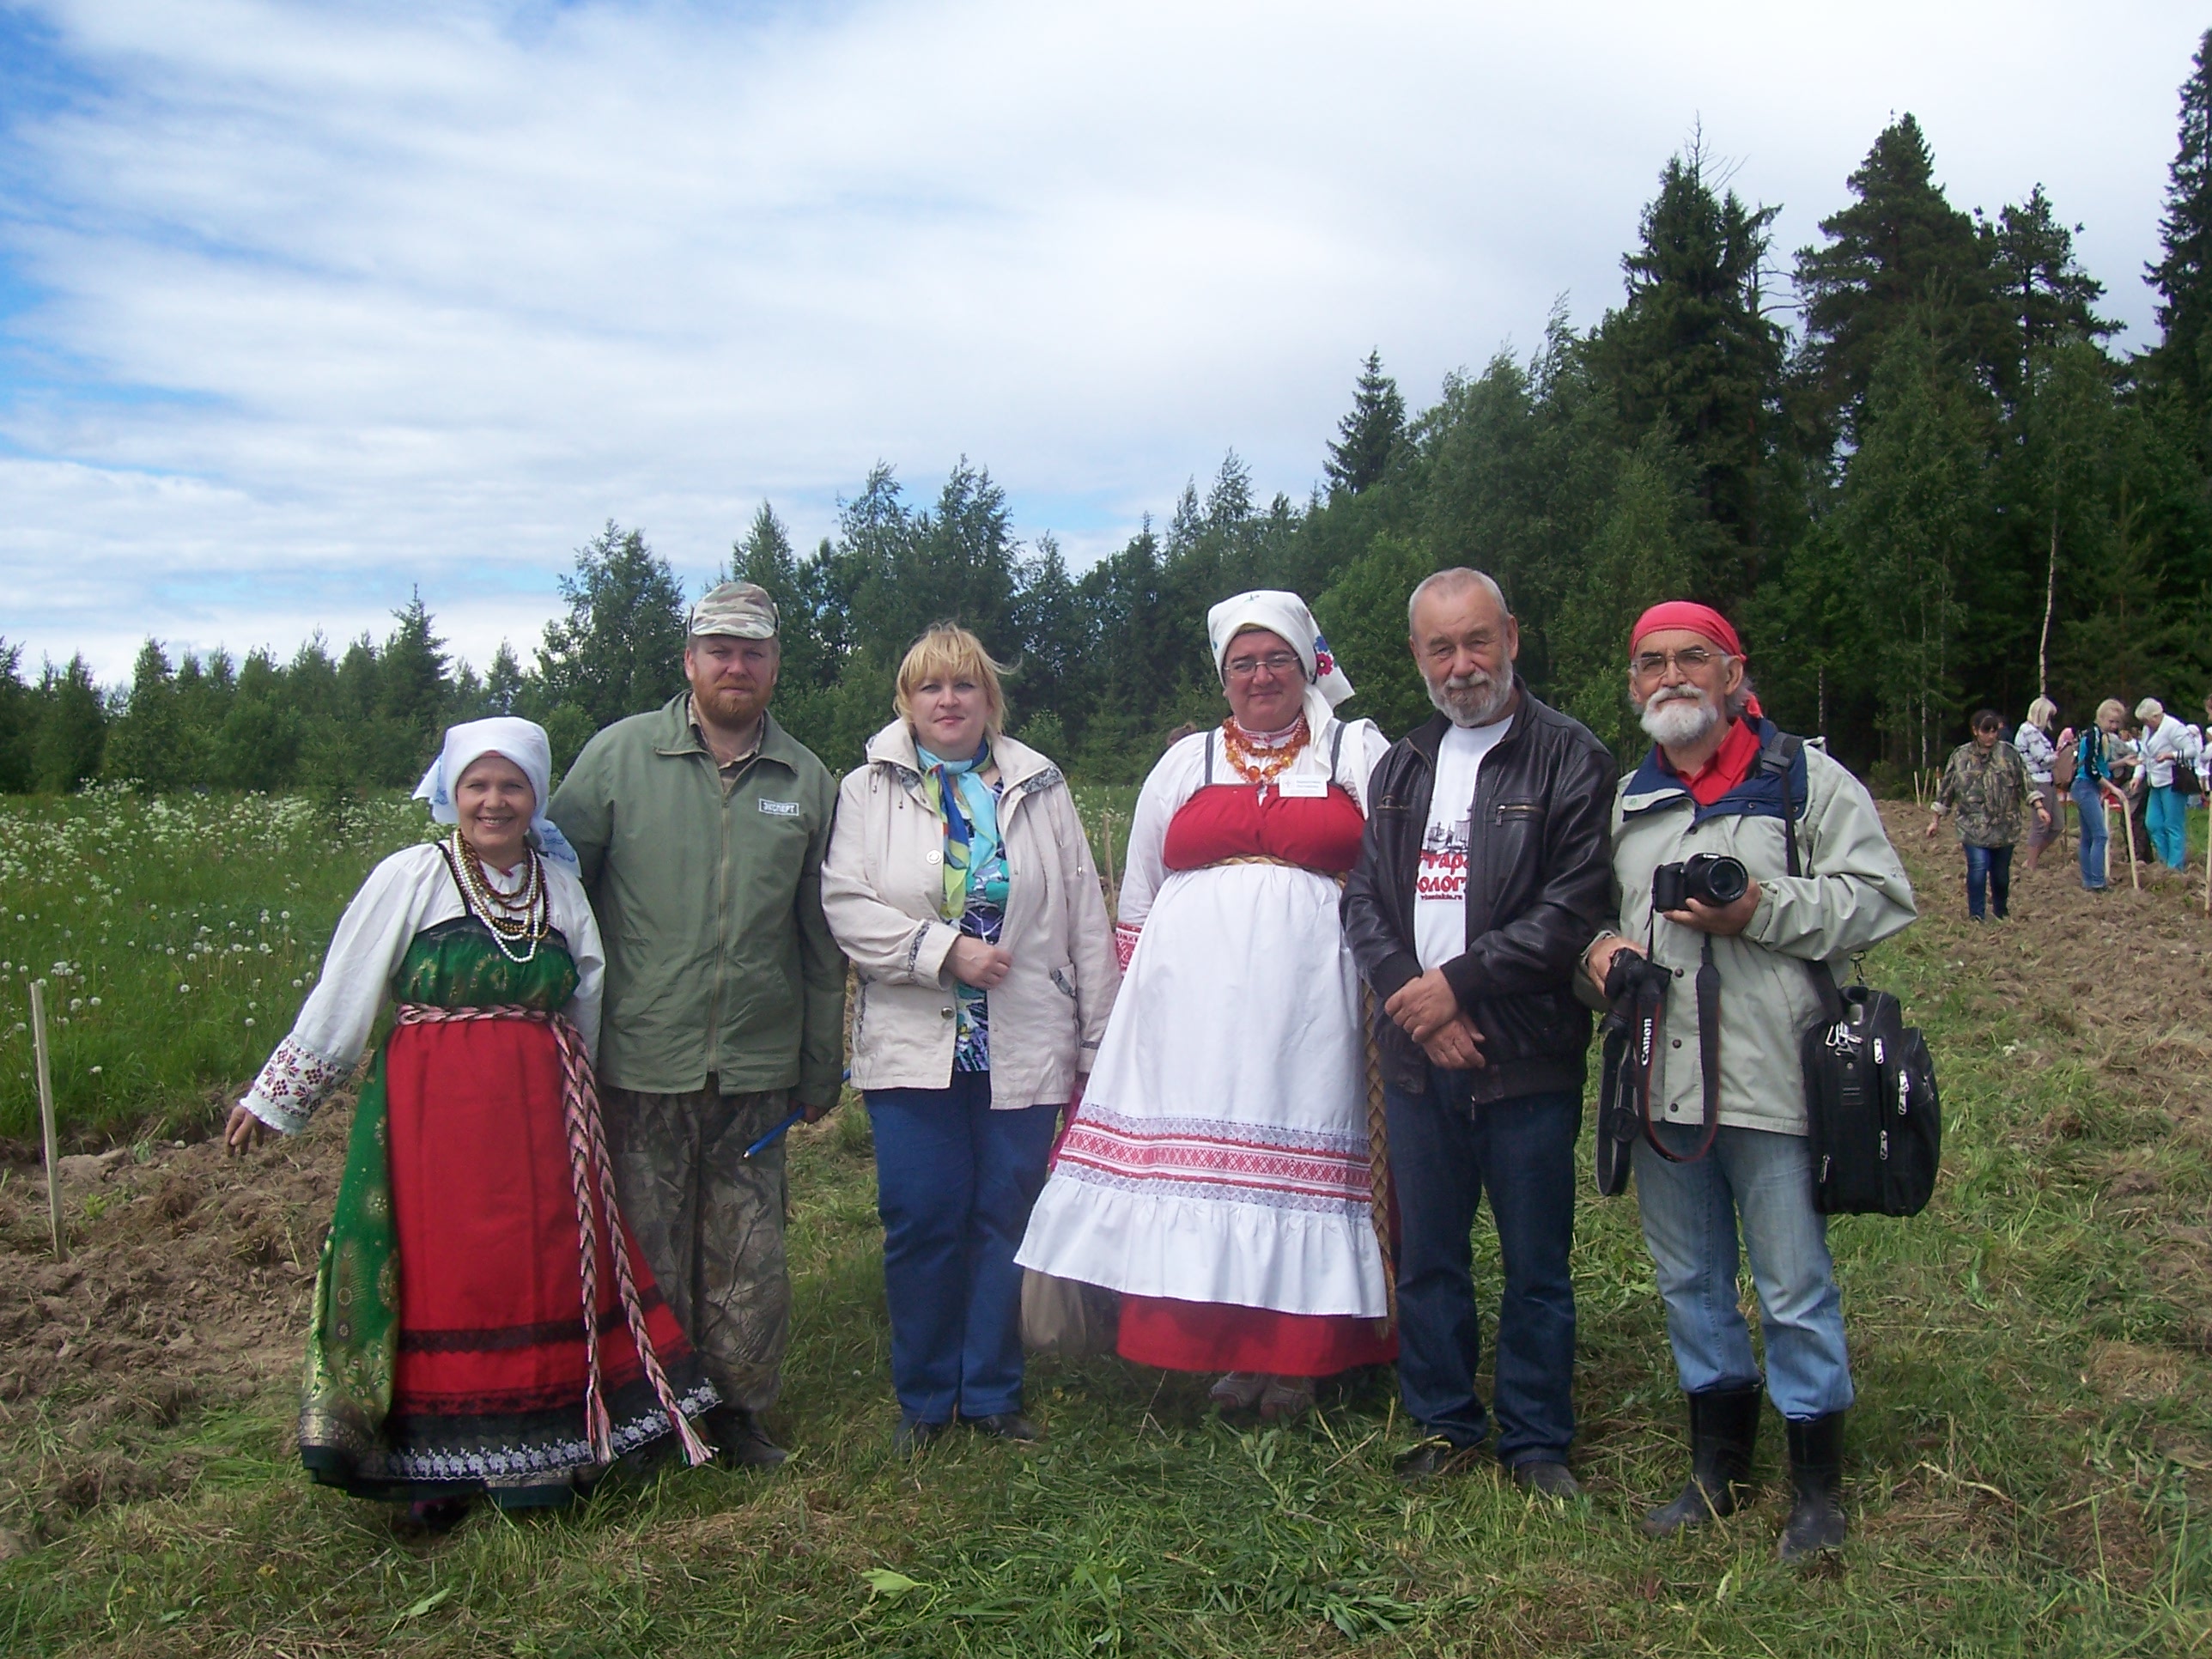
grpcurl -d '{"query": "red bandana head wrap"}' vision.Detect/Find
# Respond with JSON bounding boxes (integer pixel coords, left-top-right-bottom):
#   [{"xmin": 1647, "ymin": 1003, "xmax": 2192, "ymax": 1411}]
[
  {"xmin": 1630, "ymin": 601, "xmax": 1761, "ymax": 720},
  {"xmin": 1631, "ymin": 601, "xmax": 1742, "ymax": 658}
]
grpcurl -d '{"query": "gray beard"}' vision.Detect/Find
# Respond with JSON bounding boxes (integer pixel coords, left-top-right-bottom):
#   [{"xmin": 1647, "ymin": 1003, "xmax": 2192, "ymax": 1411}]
[
  {"xmin": 1429, "ymin": 665, "xmax": 1516, "ymax": 727},
  {"xmin": 1639, "ymin": 688, "xmax": 1721, "ymax": 749}
]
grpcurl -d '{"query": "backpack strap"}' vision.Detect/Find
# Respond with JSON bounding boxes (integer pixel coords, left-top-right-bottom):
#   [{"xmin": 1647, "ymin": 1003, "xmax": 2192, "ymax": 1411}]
[{"xmin": 1760, "ymin": 727, "xmax": 1845, "ymax": 1020}]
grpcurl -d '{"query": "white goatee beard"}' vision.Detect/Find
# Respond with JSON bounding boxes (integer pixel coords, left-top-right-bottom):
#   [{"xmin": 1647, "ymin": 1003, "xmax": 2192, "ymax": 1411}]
[
  {"xmin": 1639, "ymin": 687, "xmax": 1721, "ymax": 749},
  {"xmin": 1430, "ymin": 665, "xmax": 1515, "ymax": 727}
]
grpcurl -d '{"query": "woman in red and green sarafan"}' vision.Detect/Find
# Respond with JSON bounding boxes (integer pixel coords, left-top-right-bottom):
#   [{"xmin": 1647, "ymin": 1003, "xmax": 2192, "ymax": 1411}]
[{"xmin": 229, "ymin": 720, "xmax": 715, "ymax": 1526}]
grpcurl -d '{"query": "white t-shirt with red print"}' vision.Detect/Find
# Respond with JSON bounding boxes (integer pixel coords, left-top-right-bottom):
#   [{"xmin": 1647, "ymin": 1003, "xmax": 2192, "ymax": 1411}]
[{"xmin": 1414, "ymin": 714, "xmax": 1514, "ymax": 972}]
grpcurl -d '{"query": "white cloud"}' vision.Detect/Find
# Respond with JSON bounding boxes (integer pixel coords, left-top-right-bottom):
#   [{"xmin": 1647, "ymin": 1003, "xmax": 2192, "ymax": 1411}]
[{"xmin": 0, "ymin": 0, "xmax": 2196, "ymax": 681}]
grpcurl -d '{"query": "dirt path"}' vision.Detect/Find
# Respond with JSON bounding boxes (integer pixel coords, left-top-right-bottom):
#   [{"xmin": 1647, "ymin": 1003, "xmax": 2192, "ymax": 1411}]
[{"xmin": 2, "ymin": 801, "xmax": 2205, "ymax": 1548}]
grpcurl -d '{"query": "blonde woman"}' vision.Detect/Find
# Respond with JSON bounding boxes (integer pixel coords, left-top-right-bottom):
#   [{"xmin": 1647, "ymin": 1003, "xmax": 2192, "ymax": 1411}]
[
  {"xmin": 2014, "ymin": 698, "xmax": 2069, "ymax": 872},
  {"xmin": 821, "ymin": 625, "xmax": 1118, "ymax": 1453}
]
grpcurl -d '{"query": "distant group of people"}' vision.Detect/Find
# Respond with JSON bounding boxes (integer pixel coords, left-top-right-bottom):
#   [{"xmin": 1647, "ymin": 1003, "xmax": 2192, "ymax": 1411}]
[
  {"xmin": 228, "ymin": 571, "xmax": 1923, "ymax": 1565},
  {"xmin": 1926, "ymin": 691, "xmax": 2209, "ymax": 910}
]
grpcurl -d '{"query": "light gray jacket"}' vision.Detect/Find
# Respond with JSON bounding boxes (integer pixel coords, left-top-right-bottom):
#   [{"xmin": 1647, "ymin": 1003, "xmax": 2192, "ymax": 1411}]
[
  {"xmin": 821, "ymin": 721, "xmax": 1119, "ymax": 1109},
  {"xmin": 1583, "ymin": 729, "xmax": 1917, "ymax": 1136}
]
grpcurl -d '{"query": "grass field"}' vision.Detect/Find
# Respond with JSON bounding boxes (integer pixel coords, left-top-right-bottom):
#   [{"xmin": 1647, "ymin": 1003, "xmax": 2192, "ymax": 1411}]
[
  {"xmin": 0, "ymin": 789, "xmax": 427, "ymax": 1144},
  {"xmin": 0, "ymin": 788, "xmax": 2207, "ymax": 1655}
]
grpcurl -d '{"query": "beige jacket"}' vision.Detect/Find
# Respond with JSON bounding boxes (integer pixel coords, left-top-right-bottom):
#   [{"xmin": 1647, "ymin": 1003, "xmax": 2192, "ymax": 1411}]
[
  {"xmin": 822, "ymin": 721, "xmax": 1120, "ymax": 1108},
  {"xmin": 1583, "ymin": 726, "xmax": 1917, "ymax": 1136}
]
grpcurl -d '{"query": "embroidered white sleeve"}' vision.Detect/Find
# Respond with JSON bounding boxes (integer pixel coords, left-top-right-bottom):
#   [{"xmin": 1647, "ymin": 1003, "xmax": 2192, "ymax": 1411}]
[
  {"xmin": 1115, "ymin": 735, "xmax": 1204, "ymax": 933},
  {"xmin": 548, "ymin": 862, "xmax": 605, "ymax": 1065},
  {"xmin": 239, "ymin": 846, "xmax": 446, "ymax": 1133},
  {"xmin": 240, "ymin": 1034, "xmax": 349, "ymax": 1135}
]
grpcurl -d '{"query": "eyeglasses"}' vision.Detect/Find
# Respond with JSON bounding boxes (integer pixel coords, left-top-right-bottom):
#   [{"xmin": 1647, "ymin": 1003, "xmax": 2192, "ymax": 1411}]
[
  {"xmin": 1224, "ymin": 652, "xmax": 1303, "ymax": 680},
  {"xmin": 1631, "ymin": 647, "xmax": 1722, "ymax": 678}
]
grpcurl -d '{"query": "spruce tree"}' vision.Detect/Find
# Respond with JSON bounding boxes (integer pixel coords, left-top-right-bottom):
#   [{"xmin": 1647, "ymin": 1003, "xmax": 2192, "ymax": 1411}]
[
  {"xmin": 1587, "ymin": 143, "xmax": 1788, "ymax": 588},
  {"xmin": 1796, "ymin": 114, "xmax": 1998, "ymax": 439},
  {"xmin": 104, "ymin": 641, "xmax": 187, "ymax": 790},
  {"xmin": 2148, "ymin": 29, "xmax": 2212, "ymax": 416},
  {"xmin": 1325, "ymin": 351, "xmax": 1406, "ymax": 496},
  {"xmin": 537, "ymin": 522, "xmax": 689, "ymax": 732}
]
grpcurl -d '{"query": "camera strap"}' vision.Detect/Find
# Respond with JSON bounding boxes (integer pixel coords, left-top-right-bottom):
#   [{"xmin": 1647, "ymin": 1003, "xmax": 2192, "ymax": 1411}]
[{"xmin": 1631, "ymin": 930, "xmax": 1722, "ymax": 1166}]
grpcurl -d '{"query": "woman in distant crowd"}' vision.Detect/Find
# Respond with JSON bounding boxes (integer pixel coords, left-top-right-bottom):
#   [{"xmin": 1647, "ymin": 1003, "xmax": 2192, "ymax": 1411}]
[
  {"xmin": 2071, "ymin": 699, "xmax": 2126, "ymax": 891},
  {"xmin": 1926, "ymin": 709, "xmax": 2045, "ymax": 921},
  {"xmin": 2013, "ymin": 698, "xmax": 2069, "ymax": 873},
  {"xmin": 821, "ymin": 626, "xmax": 1119, "ymax": 1454},
  {"xmin": 2134, "ymin": 697, "xmax": 2193, "ymax": 871},
  {"xmin": 1018, "ymin": 591, "xmax": 1395, "ymax": 1421},
  {"xmin": 225, "ymin": 719, "xmax": 715, "ymax": 1529}
]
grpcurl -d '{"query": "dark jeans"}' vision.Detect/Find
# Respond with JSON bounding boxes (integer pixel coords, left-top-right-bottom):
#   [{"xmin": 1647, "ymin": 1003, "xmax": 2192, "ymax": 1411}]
[
  {"xmin": 1963, "ymin": 842, "xmax": 2013, "ymax": 921},
  {"xmin": 1384, "ymin": 1069, "xmax": 1580, "ymax": 1465},
  {"xmin": 866, "ymin": 1073, "xmax": 1060, "ymax": 1423}
]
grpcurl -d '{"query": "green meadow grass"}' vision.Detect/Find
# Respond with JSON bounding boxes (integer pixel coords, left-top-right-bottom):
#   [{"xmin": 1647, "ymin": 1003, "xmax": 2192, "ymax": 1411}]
[
  {"xmin": 0, "ymin": 792, "xmax": 2206, "ymax": 1654},
  {"xmin": 0, "ymin": 789, "xmax": 428, "ymax": 1143}
]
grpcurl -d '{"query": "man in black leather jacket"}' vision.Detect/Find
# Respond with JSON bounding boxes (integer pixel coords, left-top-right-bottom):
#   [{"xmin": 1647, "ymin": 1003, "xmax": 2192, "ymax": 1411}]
[{"xmin": 1340, "ymin": 568, "xmax": 1614, "ymax": 1492}]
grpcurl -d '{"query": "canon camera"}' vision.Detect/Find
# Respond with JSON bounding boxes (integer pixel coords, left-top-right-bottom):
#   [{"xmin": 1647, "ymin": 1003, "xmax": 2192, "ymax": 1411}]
[{"xmin": 1650, "ymin": 852, "xmax": 1749, "ymax": 914}]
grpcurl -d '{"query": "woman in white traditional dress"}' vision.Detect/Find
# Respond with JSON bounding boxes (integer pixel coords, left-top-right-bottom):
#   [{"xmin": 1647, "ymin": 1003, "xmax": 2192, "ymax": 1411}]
[{"xmin": 1016, "ymin": 591, "xmax": 1395, "ymax": 1419}]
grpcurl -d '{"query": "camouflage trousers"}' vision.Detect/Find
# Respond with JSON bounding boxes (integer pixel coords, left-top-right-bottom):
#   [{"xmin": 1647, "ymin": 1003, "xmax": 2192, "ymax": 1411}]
[{"xmin": 602, "ymin": 1082, "xmax": 791, "ymax": 1413}]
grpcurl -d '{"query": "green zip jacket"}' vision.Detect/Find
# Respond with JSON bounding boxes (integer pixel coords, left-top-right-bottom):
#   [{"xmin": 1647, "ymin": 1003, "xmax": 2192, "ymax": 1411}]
[{"xmin": 548, "ymin": 696, "xmax": 846, "ymax": 1105}]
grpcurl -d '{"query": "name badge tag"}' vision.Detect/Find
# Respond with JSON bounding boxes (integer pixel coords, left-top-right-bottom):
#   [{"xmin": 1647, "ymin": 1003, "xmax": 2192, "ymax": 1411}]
[
  {"xmin": 1277, "ymin": 774, "xmax": 1328, "ymax": 799},
  {"xmin": 757, "ymin": 798, "xmax": 801, "ymax": 817}
]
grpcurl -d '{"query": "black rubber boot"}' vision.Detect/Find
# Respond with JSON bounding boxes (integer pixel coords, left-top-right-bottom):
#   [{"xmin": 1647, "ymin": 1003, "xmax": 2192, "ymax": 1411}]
[
  {"xmin": 1778, "ymin": 1412, "xmax": 1847, "ymax": 1561},
  {"xmin": 1641, "ymin": 1384, "xmax": 1761, "ymax": 1538}
]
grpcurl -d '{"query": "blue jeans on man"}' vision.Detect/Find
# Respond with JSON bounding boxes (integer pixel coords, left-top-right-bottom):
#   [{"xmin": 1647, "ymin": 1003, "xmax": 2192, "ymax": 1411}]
[
  {"xmin": 1384, "ymin": 1068, "xmax": 1579, "ymax": 1466},
  {"xmin": 2072, "ymin": 775, "xmax": 2108, "ymax": 890},
  {"xmin": 1962, "ymin": 842, "xmax": 2012, "ymax": 921},
  {"xmin": 866, "ymin": 1073, "xmax": 1060, "ymax": 1425},
  {"xmin": 1632, "ymin": 1121, "xmax": 1853, "ymax": 1422}
]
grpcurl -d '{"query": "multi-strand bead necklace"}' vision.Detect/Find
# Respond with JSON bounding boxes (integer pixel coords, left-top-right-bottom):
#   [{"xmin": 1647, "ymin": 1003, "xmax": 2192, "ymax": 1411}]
[
  {"xmin": 445, "ymin": 835, "xmax": 550, "ymax": 963},
  {"xmin": 1220, "ymin": 715, "xmax": 1310, "ymax": 794}
]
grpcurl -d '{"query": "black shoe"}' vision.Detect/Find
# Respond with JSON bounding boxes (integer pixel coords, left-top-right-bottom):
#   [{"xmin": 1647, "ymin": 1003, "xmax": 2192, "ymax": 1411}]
[
  {"xmin": 1642, "ymin": 1384, "xmax": 1761, "ymax": 1538},
  {"xmin": 708, "ymin": 1407, "xmax": 788, "ymax": 1469},
  {"xmin": 1395, "ymin": 1437, "xmax": 1481, "ymax": 1482},
  {"xmin": 396, "ymin": 1497, "xmax": 470, "ymax": 1535},
  {"xmin": 1510, "ymin": 1460, "xmax": 1582, "ymax": 1500},
  {"xmin": 968, "ymin": 1413, "xmax": 1043, "ymax": 1444},
  {"xmin": 1778, "ymin": 1412, "xmax": 1847, "ymax": 1561},
  {"xmin": 892, "ymin": 1413, "xmax": 951, "ymax": 1456}
]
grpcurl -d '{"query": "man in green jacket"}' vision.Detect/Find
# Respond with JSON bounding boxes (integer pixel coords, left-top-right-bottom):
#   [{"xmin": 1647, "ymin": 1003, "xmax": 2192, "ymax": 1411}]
[{"xmin": 550, "ymin": 581, "xmax": 846, "ymax": 1467}]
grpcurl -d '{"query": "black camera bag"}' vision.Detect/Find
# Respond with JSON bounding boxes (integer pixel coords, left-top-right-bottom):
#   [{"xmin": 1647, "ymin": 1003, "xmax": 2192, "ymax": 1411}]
[{"xmin": 1768, "ymin": 732, "xmax": 1942, "ymax": 1217}]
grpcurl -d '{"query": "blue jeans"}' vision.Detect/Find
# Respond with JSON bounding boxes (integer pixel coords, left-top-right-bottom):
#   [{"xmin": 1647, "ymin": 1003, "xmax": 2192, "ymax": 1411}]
[
  {"xmin": 2147, "ymin": 781, "xmax": 2189, "ymax": 870},
  {"xmin": 1384, "ymin": 1072, "xmax": 1579, "ymax": 1465},
  {"xmin": 1963, "ymin": 842, "xmax": 2012, "ymax": 920},
  {"xmin": 866, "ymin": 1075, "xmax": 1060, "ymax": 1423},
  {"xmin": 2073, "ymin": 776, "xmax": 2108, "ymax": 890},
  {"xmin": 1632, "ymin": 1122, "xmax": 1853, "ymax": 1422}
]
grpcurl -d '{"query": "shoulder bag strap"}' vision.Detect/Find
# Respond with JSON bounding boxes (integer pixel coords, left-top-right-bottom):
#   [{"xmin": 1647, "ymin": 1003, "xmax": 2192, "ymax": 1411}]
[
  {"xmin": 1765, "ymin": 730, "xmax": 1845, "ymax": 1020},
  {"xmin": 1203, "ymin": 728, "xmax": 1215, "ymax": 787}
]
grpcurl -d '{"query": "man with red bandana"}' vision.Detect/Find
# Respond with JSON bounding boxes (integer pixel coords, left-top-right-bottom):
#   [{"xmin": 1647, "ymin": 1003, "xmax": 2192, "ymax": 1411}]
[{"xmin": 1582, "ymin": 602, "xmax": 1916, "ymax": 1563}]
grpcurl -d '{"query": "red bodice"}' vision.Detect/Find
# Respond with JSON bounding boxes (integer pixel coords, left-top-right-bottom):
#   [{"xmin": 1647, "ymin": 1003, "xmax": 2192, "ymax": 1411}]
[{"xmin": 1161, "ymin": 783, "xmax": 1367, "ymax": 876}]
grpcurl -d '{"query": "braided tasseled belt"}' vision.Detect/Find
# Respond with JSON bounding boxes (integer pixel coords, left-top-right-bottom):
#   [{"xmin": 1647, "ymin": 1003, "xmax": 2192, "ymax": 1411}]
[{"xmin": 393, "ymin": 1004, "xmax": 711, "ymax": 1467}]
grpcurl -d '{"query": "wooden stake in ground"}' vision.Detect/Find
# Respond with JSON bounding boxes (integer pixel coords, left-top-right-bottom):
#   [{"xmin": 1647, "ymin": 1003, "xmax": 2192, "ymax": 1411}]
[
  {"xmin": 2110, "ymin": 790, "xmax": 2141, "ymax": 891},
  {"xmin": 29, "ymin": 978, "xmax": 64, "ymax": 1261}
]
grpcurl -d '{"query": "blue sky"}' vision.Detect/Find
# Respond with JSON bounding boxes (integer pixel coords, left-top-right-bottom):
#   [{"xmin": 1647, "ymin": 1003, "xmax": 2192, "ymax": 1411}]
[{"xmin": 0, "ymin": 0, "xmax": 2201, "ymax": 683}]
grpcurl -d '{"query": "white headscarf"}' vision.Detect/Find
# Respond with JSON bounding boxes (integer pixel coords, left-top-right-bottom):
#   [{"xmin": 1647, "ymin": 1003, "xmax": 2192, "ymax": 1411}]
[
  {"xmin": 1206, "ymin": 589, "xmax": 1355, "ymax": 735},
  {"xmin": 411, "ymin": 716, "xmax": 580, "ymax": 869}
]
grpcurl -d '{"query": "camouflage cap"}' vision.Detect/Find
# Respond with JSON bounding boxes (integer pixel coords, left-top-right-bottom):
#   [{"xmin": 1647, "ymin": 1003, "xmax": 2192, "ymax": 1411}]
[{"xmin": 688, "ymin": 580, "xmax": 779, "ymax": 641}]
